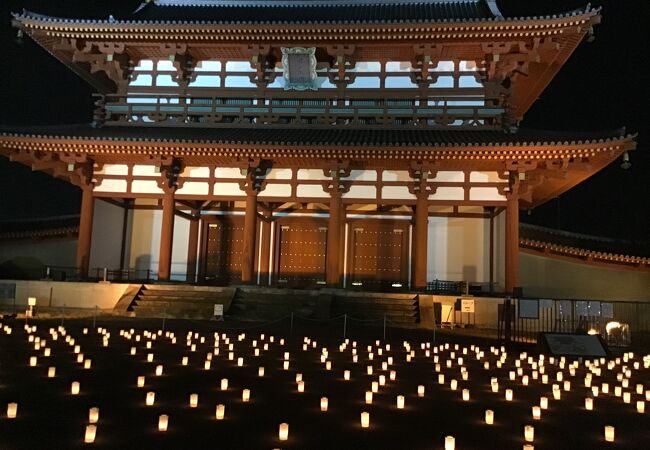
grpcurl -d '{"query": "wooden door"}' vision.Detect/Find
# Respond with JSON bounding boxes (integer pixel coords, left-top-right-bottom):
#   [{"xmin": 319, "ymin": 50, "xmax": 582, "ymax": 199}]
[
  {"xmin": 274, "ymin": 217, "xmax": 327, "ymax": 287},
  {"xmin": 200, "ymin": 216, "xmax": 244, "ymax": 284},
  {"xmin": 348, "ymin": 219, "xmax": 410, "ymax": 290}
]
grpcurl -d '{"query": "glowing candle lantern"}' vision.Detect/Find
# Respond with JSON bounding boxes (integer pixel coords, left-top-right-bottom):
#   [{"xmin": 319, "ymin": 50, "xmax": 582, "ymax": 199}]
[
  {"xmin": 365, "ymin": 391, "xmax": 373, "ymax": 404},
  {"xmin": 462, "ymin": 389, "xmax": 470, "ymax": 401},
  {"xmin": 492, "ymin": 382, "xmax": 499, "ymax": 393},
  {"xmin": 29, "ymin": 356, "xmax": 37, "ymax": 367},
  {"xmin": 485, "ymin": 409, "xmax": 494, "ymax": 425},
  {"xmin": 636, "ymin": 401, "xmax": 645, "ymax": 413},
  {"xmin": 147, "ymin": 353, "xmax": 154, "ymax": 362},
  {"xmin": 89, "ymin": 407, "xmax": 99, "ymax": 424},
  {"xmin": 279, "ymin": 423, "xmax": 289, "ymax": 441},
  {"xmin": 258, "ymin": 367, "xmax": 265, "ymax": 377},
  {"xmin": 7, "ymin": 403, "xmax": 17, "ymax": 419},
  {"xmin": 361, "ymin": 412, "xmax": 370, "ymax": 428},
  {"xmin": 283, "ymin": 361, "xmax": 290, "ymax": 370},
  {"xmin": 48, "ymin": 366, "xmax": 56, "ymax": 378},
  {"xmin": 130, "ymin": 347, "xmax": 136, "ymax": 356},
  {"xmin": 585, "ymin": 397, "xmax": 594, "ymax": 410},
  {"xmin": 216, "ymin": 404, "xmax": 225, "ymax": 420},
  {"xmin": 43, "ymin": 348, "xmax": 50, "ymax": 357},
  {"xmin": 445, "ymin": 435, "xmax": 455, "ymax": 450},
  {"xmin": 155, "ymin": 365, "xmax": 163, "ymax": 376},
  {"xmin": 320, "ymin": 397, "xmax": 328, "ymax": 411},
  {"xmin": 146, "ymin": 392, "xmax": 155, "ymax": 406},
  {"xmin": 418, "ymin": 385, "xmax": 425, "ymax": 397},
  {"xmin": 326, "ymin": 361, "xmax": 332, "ymax": 371},
  {"xmin": 221, "ymin": 378, "xmax": 229, "ymax": 390},
  {"xmin": 371, "ymin": 381, "xmax": 379, "ymax": 393},
  {"xmin": 592, "ymin": 386, "xmax": 600, "ymax": 397},
  {"xmin": 522, "ymin": 376, "xmax": 529, "ymax": 386},
  {"xmin": 604, "ymin": 425, "xmax": 615, "ymax": 442},
  {"xmin": 602, "ymin": 383, "xmax": 609, "ymax": 394},
  {"xmin": 242, "ymin": 389, "xmax": 250, "ymax": 402},
  {"xmin": 523, "ymin": 445, "xmax": 534, "ymax": 450},
  {"xmin": 353, "ymin": 355, "xmax": 358, "ymax": 363},
  {"xmin": 298, "ymin": 381, "xmax": 305, "ymax": 393},
  {"xmin": 532, "ymin": 406, "xmax": 541, "ymax": 420},
  {"xmin": 524, "ymin": 425, "xmax": 534, "ymax": 442},
  {"xmin": 204, "ymin": 360, "xmax": 211, "ymax": 370},
  {"xmin": 84, "ymin": 359, "xmax": 92, "ymax": 369},
  {"xmin": 237, "ymin": 357, "xmax": 243, "ymax": 367},
  {"xmin": 505, "ymin": 389, "xmax": 513, "ymax": 401},
  {"xmin": 614, "ymin": 386, "xmax": 622, "ymax": 397},
  {"xmin": 438, "ymin": 374, "xmax": 445, "ymax": 385},
  {"xmin": 344, "ymin": 370, "xmax": 350, "ymax": 381},
  {"xmin": 367, "ymin": 366, "xmax": 373, "ymax": 375},
  {"xmin": 623, "ymin": 392, "xmax": 631, "ymax": 403},
  {"xmin": 539, "ymin": 396, "xmax": 548, "ymax": 410},
  {"xmin": 158, "ymin": 414, "xmax": 168, "ymax": 431},
  {"xmin": 137, "ymin": 376, "xmax": 145, "ymax": 388},
  {"xmin": 181, "ymin": 356, "xmax": 188, "ymax": 366},
  {"xmin": 397, "ymin": 395, "xmax": 405, "ymax": 409},
  {"xmin": 450, "ymin": 379, "xmax": 458, "ymax": 391},
  {"xmin": 84, "ymin": 425, "xmax": 97, "ymax": 443},
  {"xmin": 553, "ymin": 389, "xmax": 561, "ymax": 400},
  {"xmin": 71, "ymin": 381, "xmax": 80, "ymax": 395},
  {"xmin": 390, "ymin": 370, "xmax": 396, "ymax": 381},
  {"xmin": 379, "ymin": 375, "xmax": 386, "ymax": 386}
]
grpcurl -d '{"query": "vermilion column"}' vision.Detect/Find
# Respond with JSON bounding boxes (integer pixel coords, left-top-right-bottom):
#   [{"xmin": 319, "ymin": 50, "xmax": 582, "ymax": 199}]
[
  {"xmin": 505, "ymin": 194, "xmax": 520, "ymax": 294},
  {"xmin": 76, "ymin": 187, "xmax": 95, "ymax": 279},
  {"xmin": 186, "ymin": 209, "xmax": 200, "ymax": 283},
  {"xmin": 241, "ymin": 192, "xmax": 258, "ymax": 283},
  {"xmin": 258, "ymin": 210, "xmax": 272, "ymax": 285},
  {"xmin": 158, "ymin": 190, "xmax": 175, "ymax": 281},
  {"xmin": 326, "ymin": 191, "xmax": 342, "ymax": 286},
  {"xmin": 413, "ymin": 193, "xmax": 429, "ymax": 289}
]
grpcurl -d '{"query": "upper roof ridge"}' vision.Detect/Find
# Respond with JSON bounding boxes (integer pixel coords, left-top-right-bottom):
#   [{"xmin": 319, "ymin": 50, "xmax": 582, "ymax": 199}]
[{"xmin": 152, "ymin": 0, "xmax": 482, "ymax": 7}]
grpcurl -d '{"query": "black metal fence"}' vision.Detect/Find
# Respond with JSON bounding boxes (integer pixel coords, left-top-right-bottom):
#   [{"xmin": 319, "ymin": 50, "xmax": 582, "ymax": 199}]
[{"xmin": 498, "ymin": 297, "xmax": 650, "ymax": 348}]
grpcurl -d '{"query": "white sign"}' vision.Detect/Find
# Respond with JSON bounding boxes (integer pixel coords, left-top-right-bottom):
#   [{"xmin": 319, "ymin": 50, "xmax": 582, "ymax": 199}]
[
  {"xmin": 213, "ymin": 304, "xmax": 224, "ymax": 318},
  {"xmin": 461, "ymin": 299, "xmax": 475, "ymax": 314}
]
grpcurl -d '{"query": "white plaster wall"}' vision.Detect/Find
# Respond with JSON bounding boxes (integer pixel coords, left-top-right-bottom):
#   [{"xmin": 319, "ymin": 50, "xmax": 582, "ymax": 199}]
[
  {"xmin": 427, "ymin": 216, "xmax": 490, "ymax": 283},
  {"xmin": 124, "ymin": 209, "xmax": 189, "ymax": 280},
  {"xmin": 520, "ymin": 253, "xmax": 650, "ymax": 301},
  {"xmin": 89, "ymin": 200, "xmax": 124, "ymax": 271}
]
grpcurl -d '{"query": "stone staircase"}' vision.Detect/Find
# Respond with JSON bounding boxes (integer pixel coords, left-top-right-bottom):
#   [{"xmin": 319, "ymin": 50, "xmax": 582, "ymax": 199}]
[
  {"xmin": 331, "ymin": 292, "xmax": 420, "ymax": 325},
  {"xmin": 127, "ymin": 285, "xmax": 236, "ymax": 319},
  {"xmin": 227, "ymin": 286, "xmax": 329, "ymax": 321}
]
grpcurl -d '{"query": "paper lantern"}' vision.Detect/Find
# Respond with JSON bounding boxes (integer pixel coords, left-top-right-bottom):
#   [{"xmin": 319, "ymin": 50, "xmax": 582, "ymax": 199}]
[
  {"xmin": 71, "ymin": 381, "xmax": 80, "ymax": 395},
  {"xmin": 258, "ymin": 367, "xmax": 265, "ymax": 377},
  {"xmin": 190, "ymin": 393, "xmax": 198, "ymax": 408},
  {"xmin": 326, "ymin": 361, "xmax": 332, "ymax": 371},
  {"xmin": 492, "ymin": 382, "xmax": 499, "ymax": 393},
  {"xmin": 485, "ymin": 409, "xmax": 494, "ymax": 425},
  {"xmin": 462, "ymin": 389, "xmax": 470, "ymax": 401},
  {"xmin": 84, "ymin": 359, "xmax": 92, "ymax": 369},
  {"xmin": 29, "ymin": 356, "xmax": 37, "ymax": 367},
  {"xmin": 43, "ymin": 348, "xmax": 51, "ymax": 357},
  {"xmin": 602, "ymin": 383, "xmax": 609, "ymax": 394},
  {"xmin": 604, "ymin": 425, "xmax": 615, "ymax": 442},
  {"xmin": 585, "ymin": 397, "xmax": 593, "ymax": 410},
  {"xmin": 505, "ymin": 389, "xmax": 513, "ymax": 401},
  {"xmin": 524, "ymin": 425, "xmax": 534, "ymax": 442},
  {"xmin": 204, "ymin": 360, "xmax": 211, "ymax": 370},
  {"xmin": 418, "ymin": 385, "xmax": 425, "ymax": 397},
  {"xmin": 7, "ymin": 403, "xmax": 17, "ymax": 419},
  {"xmin": 130, "ymin": 347, "xmax": 136, "ymax": 356},
  {"xmin": 221, "ymin": 378, "xmax": 229, "ymax": 390},
  {"xmin": 523, "ymin": 445, "xmax": 534, "ymax": 450},
  {"xmin": 532, "ymin": 406, "xmax": 541, "ymax": 420},
  {"xmin": 155, "ymin": 365, "xmax": 163, "ymax": 376},
  {"xmin": 438, "ymin": 374, "xmax": 445, "ymax": 385},
  {"xmin": 540, "ymin": 397, "xmax": 548, "ymax": 410},
  {"xmin": 237, "ymin": 357, "xmax": 243, "ymax": 367},
  {"xmin": 367, "ymin": 366, "xmax": 373, "ymax": 375},
  {"xmin": 637, "ymin": 401, "xmax": 645, "ymax": 413},
  {"xmin": 84, "ymin": 425, "xmax": 97, "ymax": 443},
  {"xmin": 158, "ymin": 414, "xmax": 168, "ymax": 431},
  {"xmin": 242, "ymin": 389, "xmax": 250, "ymax": 402},
  {"xmin": 283, "ymin": 361, "xmax": 290, "ymax": 370},
  {"xmin": 320, "ymin": 397, "xmax": 328, "ymax": 411},
  {"xmin": 279, "ymin": 423, "xmax": 289, "ymax": 441},
  {"xmin": 137, "ymin": 376, "xmax": 145, "ymax": 388},
  {"xmin": 216, "ymin": 404, "xmax": 225, "ymax": 420},
  {"xmin": 365, "ymin": 391, "xmax": 373, "ymax": 404},
  {"xmin": 592, "ymin": 386, "xmax": 600, "ymax": 397},
  {"xmin": 522, "ymin": 376, "xmax": 529, "ymax": 386},
  {"xmin": 379, "ymin": 375, "xmax": 386, "ymax": 386},
  {"xmin": 397, "ymin": 395, "xmax": 405, "ymax": 409},
  {"xmin": 614, "ymin": 386, "xmax": 622, "ymax": 397},
  {"xmin": 390, "ymin": 370, "xmax": 396, "ymax": 381},
  {"xmin": 181, "ymin": 356, "xmax": 188, "ymax": 366},
  {"xmin": 147, "ymin": 353, "xmax": 154, "ymax": 362},
  {"xmin": 28, "ymin": 297, "xmax": 36, "ymax": 307},
  {"xmin": 48, "ymin": 367, "xmax": 56, "ymax": 378},
  {"xmin": 450, "ymin": 379, "xmax": 458, "ymax": 391},
  {"xmin": 361, "ymin": 412, "xmax": 370, "ymax": 428},
  {"xmin": 89, "ymin": 407, "xmax": 99, "ymax": 424},
  {"xmin": 445, "ymin": 435, "xmax": 455, "ymax": 450},
  {"xmin": 344, "ymin": 370, "xmax": 350, "ymax": 381},
  {"xmin": 371, "ymin": 381, "xmax": 379, "ymax": 393},
  {"xmin": 146, "ymin": 392, "xmax": 155, "ymax": 406},
  {"xmin": 298, "ymin": 381, "xmax": 305, "ymax": 393}
]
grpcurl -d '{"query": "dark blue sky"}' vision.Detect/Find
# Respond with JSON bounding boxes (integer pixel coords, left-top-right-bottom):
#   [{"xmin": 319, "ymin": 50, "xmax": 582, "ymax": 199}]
[{"xmin": 0, "ymin": 0, "xmax": 647, "ymax": 243}]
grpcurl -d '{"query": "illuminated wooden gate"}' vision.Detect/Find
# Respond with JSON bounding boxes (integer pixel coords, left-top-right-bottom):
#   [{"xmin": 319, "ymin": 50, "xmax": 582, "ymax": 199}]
[
  {"xmin": 348, "ymin": 220, "xmax": 410, "ymax": 290},
  {"xmin": 274, "ymin": 217, "xmax": 327, "ymax": 287},
  {"xmin": 200, "ymin": 216, "xmax": 244, "ymax": 284}
]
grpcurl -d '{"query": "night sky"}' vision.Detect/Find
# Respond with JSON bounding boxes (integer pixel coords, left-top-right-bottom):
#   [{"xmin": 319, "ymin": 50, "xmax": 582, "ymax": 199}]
[{"xmin": 0, "ymin": 0, "xmax": 647, "ymax": 244}]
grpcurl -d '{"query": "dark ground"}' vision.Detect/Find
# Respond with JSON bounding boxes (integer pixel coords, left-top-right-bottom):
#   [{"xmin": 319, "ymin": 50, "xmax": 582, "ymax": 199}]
[{"xmin": 0, "ymin": 317, "xmax": 649, "ymax": 449}]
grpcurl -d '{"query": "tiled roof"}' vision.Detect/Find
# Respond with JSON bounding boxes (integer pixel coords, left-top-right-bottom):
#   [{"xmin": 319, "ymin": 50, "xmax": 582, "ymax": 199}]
[
  {"xmin": 0, "ymin": 124, "xmax": 633, "ymax": 148},
  {"xmin": 11, "ymin": 1, "xmax": 597, "ymax": 26},
  {"xmin": 0, "ymin": 215, "xmax": 79, "ymax": 240}
]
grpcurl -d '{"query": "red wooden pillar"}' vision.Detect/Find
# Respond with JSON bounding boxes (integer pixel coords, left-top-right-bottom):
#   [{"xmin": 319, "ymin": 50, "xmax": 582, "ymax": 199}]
[
  {"xmin": 326, "ymin": 191, "xmax": 342, "ymax": 286},
  {"xmin": 158, "ymin": 190, "xmax": 175, "ymax": 281},
  {"xmin": 76, "ymin": 186, "xmax": 95, "ymax": 279},
  {"xmin": 241, "ymin": 192, "xmax": 258, "ymax": 283},
  {"xmin": 505, "ymin": 194, "xmax": 520, "ymax": 294},
  {"xmin": 413, "ymin": 194, "xmax": 429, "ymax": 289},
  {"xmin": 258, "ymin": 210, "xmax": 272, "ymax": 285},
  {"xmin": 186, "ymin": 208, "xmax": 200, "ymax": 283}
]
